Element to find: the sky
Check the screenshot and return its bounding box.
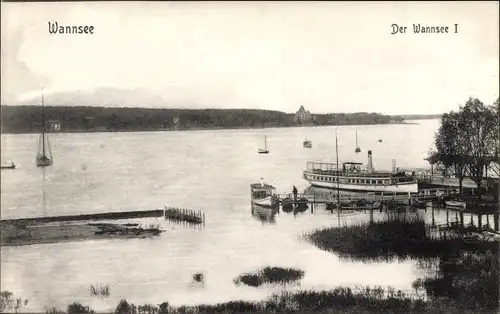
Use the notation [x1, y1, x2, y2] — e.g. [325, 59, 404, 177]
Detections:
[1, 1, 499, 114]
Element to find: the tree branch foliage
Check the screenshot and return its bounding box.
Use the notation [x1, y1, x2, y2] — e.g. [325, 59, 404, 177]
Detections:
[433, 97, 497, 197]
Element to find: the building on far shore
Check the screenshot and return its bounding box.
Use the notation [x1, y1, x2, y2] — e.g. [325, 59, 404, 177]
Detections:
[295, 106, 313, 122]
[46, 119, 61, 132]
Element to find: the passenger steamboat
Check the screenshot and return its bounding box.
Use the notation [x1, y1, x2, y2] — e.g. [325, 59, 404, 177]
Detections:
[303, 150, 418, 193]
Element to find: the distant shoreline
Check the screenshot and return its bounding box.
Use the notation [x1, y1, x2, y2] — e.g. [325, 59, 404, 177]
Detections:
[0, 121, 418, 135]
[0, 105, 438, 135]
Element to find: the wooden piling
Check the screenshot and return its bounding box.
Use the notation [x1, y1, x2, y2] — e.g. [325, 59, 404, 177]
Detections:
[494, 212, 499, 232]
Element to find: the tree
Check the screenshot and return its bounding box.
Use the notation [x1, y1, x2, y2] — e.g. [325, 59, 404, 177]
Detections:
[434, 111, 469, 194]
[459, 98, 497, 199]
[492, 98, 499, 159]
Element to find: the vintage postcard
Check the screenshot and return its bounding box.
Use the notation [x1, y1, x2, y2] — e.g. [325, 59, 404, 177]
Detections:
[1, 1, 499, 313]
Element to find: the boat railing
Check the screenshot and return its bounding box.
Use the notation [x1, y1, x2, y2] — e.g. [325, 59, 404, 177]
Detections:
[306, 169, 417, 181]
[307, 161, 341, 171]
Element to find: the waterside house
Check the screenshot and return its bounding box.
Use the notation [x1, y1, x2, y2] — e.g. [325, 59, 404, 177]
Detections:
[295, 106, 313, 123]
[46, 120, 61, 132]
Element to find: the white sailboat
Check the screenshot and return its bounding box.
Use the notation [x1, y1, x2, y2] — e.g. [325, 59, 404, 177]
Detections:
[355, 130, 361, 153]
[258, 135, 269, 154]
[36, 90, 53, 167]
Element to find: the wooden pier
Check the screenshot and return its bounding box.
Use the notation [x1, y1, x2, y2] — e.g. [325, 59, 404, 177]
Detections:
[0, 209, 164, 226]
[164, 206, 205, 225]
[273, 187, 499, 231]
[276, 187, 458, 207]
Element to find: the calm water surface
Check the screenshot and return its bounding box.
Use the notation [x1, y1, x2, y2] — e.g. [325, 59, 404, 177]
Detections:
[2, 120, 487, 312]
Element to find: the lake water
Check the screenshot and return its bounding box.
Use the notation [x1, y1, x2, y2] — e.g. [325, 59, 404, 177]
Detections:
[1, 119, 491, 312]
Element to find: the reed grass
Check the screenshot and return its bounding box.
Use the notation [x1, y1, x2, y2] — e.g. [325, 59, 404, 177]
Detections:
[90, 284, 110, 297]
[55, 284, 498, 313]
[67, 302, 95, 313]
[233, 266, 305, 287]
[304, 213, 499, 312]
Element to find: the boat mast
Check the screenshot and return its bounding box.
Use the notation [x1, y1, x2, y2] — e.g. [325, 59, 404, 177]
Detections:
[335, 128, 340, 205]
[264, 135, 267, 150]
[355, 130, 358, 147]
[41, 88, 45, 157]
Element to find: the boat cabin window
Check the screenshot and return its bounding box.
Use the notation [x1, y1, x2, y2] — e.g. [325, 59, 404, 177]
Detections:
[252, 191, 270, 198]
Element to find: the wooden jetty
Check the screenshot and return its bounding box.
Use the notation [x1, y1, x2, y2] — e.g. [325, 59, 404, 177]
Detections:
[273, 186, 499, 231]
[276, 187, 459, 208]
[164, 206, 205, 225]
[0, 209, 164, 225]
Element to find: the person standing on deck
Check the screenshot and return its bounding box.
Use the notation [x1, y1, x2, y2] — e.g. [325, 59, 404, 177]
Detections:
[292, 186, 298, 200]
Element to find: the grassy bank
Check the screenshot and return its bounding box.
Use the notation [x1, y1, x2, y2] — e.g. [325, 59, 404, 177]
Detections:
[43, 286, 496, 314]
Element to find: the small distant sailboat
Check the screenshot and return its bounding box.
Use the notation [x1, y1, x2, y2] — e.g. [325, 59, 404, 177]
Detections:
[36, 89, 53, 167]
[303, 138, 312, 148]
[258, 135, 269, 154]
[354, 130, 361, 153]
[1, 161, 16, 169]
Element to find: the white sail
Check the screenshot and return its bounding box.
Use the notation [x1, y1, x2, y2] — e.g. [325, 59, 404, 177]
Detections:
[37, 134, 52, 160]
[36, 88, 53, 167]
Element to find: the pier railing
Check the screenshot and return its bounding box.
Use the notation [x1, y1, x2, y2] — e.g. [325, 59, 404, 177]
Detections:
[164, 206, 205, 225]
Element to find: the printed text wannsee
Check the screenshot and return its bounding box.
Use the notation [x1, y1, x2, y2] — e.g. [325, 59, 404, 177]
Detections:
[391, 24, 459, 35]
[48, 21, 95, 34]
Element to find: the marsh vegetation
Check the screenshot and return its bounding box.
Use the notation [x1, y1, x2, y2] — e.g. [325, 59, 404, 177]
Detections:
[233, 266, 305, 287]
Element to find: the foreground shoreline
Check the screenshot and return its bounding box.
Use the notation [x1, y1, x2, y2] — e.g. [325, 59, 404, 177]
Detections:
[0, 220, 163, 247]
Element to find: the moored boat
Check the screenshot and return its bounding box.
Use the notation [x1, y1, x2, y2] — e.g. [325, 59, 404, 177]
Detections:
[303, 138, 312, 148]
[258, 136, 269, 154]
[354, 130, 361, 153]
[1, 161, 16, 169]
[36, 89, 53, 167]
[303, 150, 418, 193]
[445, 197, 467, 209]
[250, 179, 278, 208]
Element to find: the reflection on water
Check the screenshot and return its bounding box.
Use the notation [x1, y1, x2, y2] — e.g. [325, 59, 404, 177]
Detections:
[5, 121, 496, 312]
[251, 205, 278, 224]
[305, 208, 499, 312]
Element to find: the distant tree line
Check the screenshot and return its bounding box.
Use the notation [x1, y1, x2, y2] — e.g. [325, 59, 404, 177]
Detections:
[398, 114, 443, 120]
[0, 105, 404, 134]
[431, 97, 499, 198]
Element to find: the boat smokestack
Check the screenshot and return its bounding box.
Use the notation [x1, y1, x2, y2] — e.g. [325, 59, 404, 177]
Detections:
[260, 178, 264, 187]
[367, 150, 373, 172]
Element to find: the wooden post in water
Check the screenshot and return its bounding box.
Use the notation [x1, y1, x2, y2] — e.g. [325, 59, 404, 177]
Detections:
[495, 212, 500, 232]
[431, 206, 435, 227]
[478, 214, 482, 229]
[460, 212, 464, 227]
[446, 210, 449, 227]
[311, 194, 315, 214]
